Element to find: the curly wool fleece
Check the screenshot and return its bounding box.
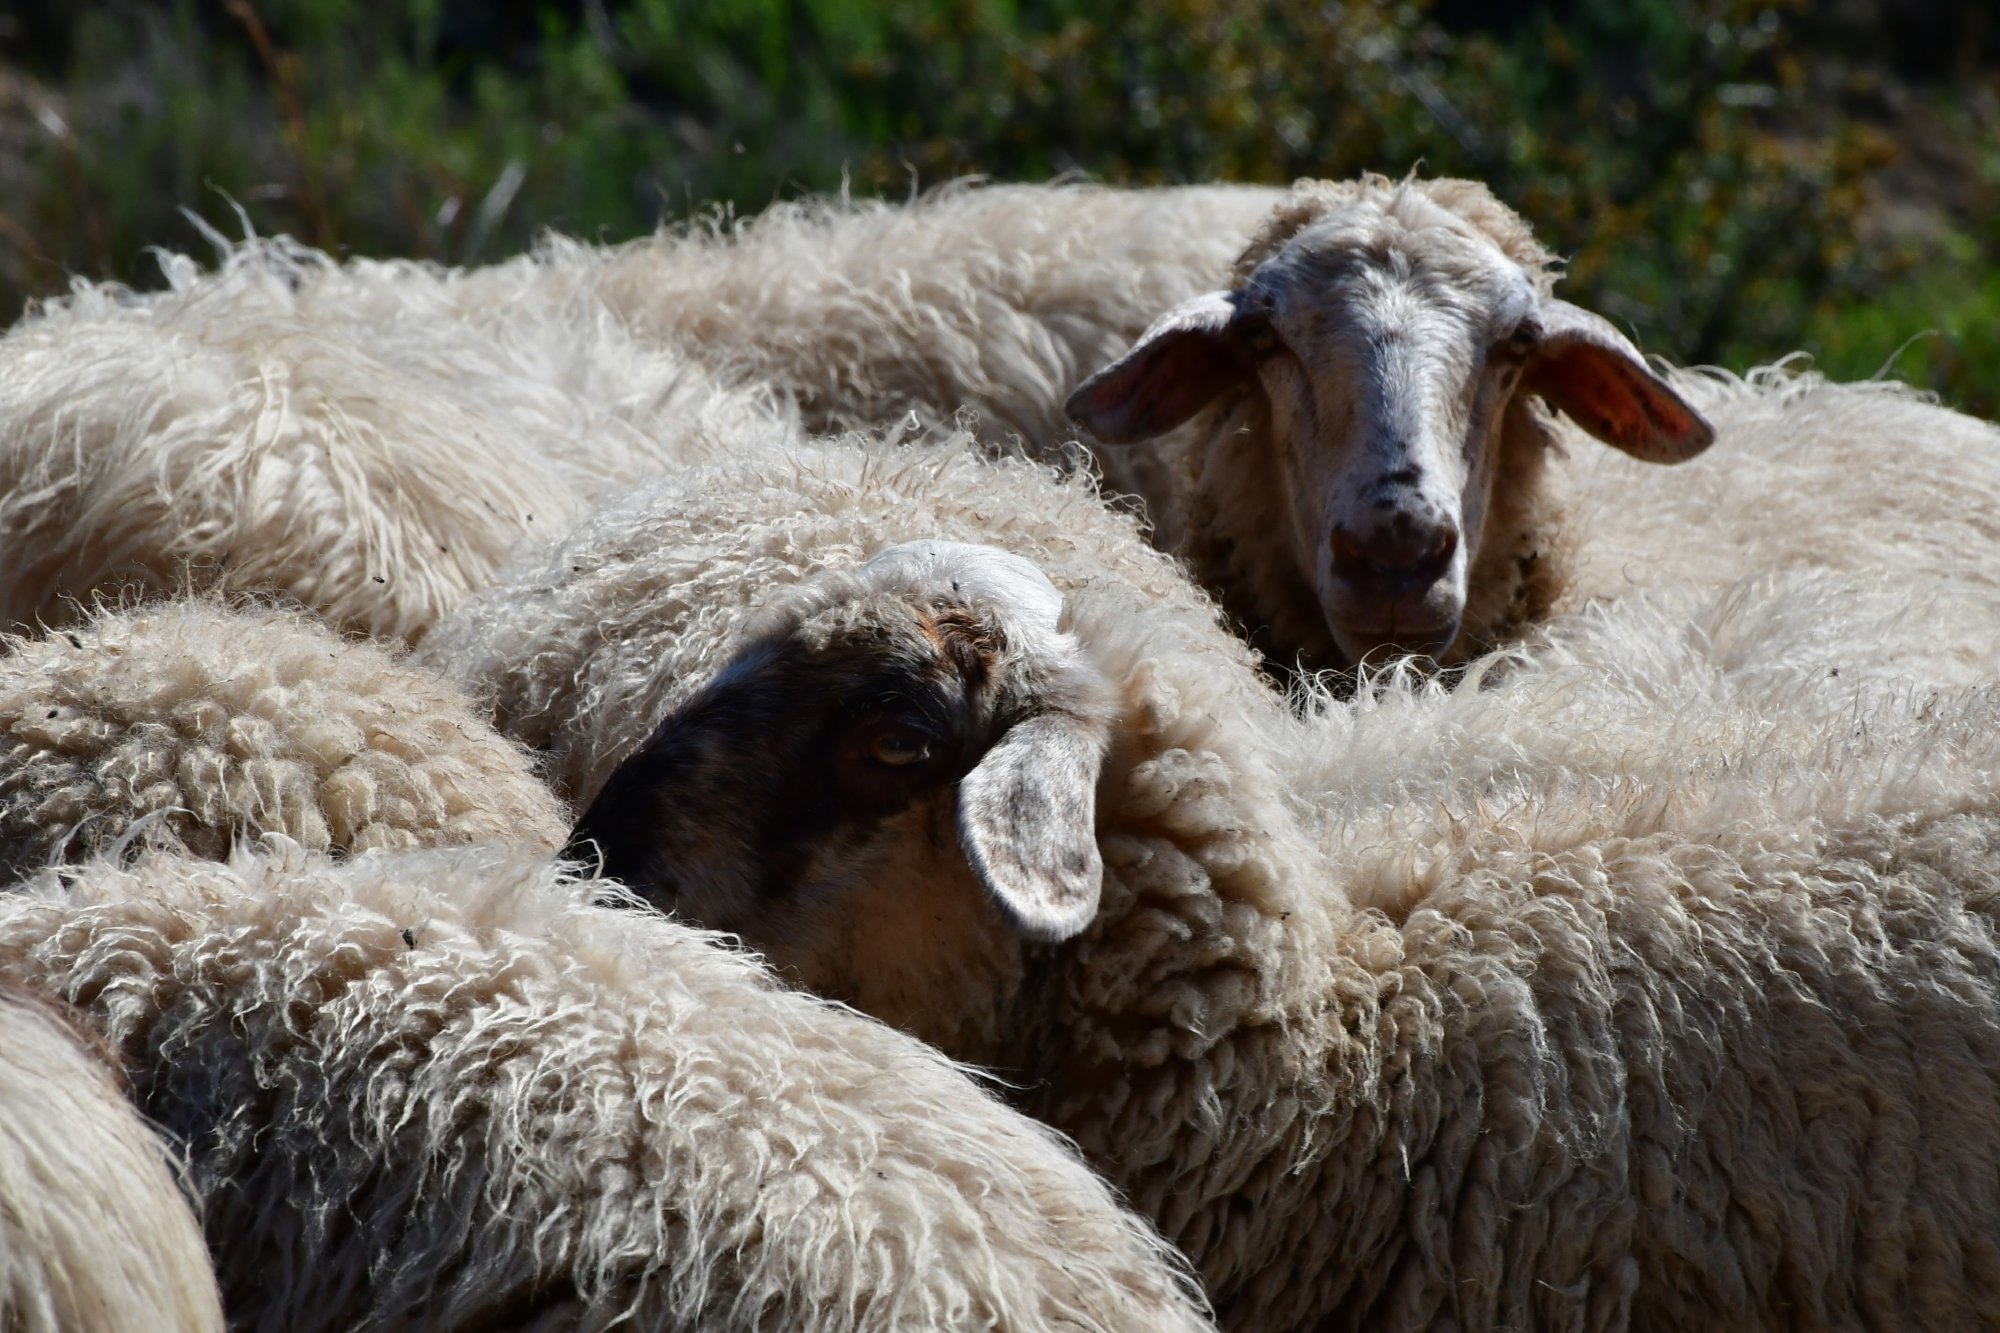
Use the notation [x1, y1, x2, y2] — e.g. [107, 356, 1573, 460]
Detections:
[1552, 362, 2000, 636]
[436, 419, 2000, 1330]
[0, 986, 223, 1333]
[0, 235, 790, 642]
[0, 843, 1213, 1333]
[0, 600, 567, 881]
[570, 178, 1282, 452]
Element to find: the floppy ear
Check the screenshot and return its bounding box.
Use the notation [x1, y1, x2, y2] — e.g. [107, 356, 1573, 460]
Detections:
[957, 711, 1107, 943]
[1524, 299, 1715, 463]
[1066, 291, 1255, 443]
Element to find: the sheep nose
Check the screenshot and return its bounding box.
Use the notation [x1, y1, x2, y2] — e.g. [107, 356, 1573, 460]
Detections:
[1328, 516, 1459, 595]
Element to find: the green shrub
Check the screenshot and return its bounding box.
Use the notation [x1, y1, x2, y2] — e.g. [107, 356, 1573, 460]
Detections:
[1, 0, 1993, 415]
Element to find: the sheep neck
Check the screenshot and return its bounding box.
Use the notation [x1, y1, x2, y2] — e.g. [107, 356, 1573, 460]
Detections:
[1006, 722, 1444, 1324]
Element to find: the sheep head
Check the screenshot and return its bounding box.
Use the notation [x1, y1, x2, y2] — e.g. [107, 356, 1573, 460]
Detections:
[568, 540, 1116, 1048]
[1066, 175, 1714, 669]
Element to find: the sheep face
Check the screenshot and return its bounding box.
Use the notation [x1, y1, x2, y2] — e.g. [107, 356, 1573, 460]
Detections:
[1066, 183, 1714, 668]
[570, 542, 1116, 1046]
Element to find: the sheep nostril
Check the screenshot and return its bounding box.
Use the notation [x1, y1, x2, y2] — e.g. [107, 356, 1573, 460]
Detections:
[1327, 526, 1368, 573]
[1330, 520, 1458, 590]
[1408, 523, 1459, 581]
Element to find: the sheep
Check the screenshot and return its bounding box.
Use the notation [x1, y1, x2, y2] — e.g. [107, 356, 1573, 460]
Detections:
[416, 432, 1263, 826]
[0, 175, 1713, 671]
[0, 234, 788, 642]
[0, 985, 224, 1333]
[0, 599, 567, 883]
[0, 182, 1260, 645]
[0, 842, 1213, 1333]
[431, 426, 2000, 1329]
[1063, 173, 1717, 671]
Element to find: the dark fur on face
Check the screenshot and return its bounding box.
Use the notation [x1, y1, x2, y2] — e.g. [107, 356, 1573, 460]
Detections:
[574, 593, 990, 924]
[568, 548, 1117, 1038]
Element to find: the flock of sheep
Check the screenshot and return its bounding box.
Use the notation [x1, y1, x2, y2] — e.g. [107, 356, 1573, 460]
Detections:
[2, 171, 1999, 1331]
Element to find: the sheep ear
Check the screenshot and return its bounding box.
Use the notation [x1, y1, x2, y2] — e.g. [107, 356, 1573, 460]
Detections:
[1066, 291, 1251, 443]
[957, 713, 1105, 944]
[1524, 299, 1715, 463]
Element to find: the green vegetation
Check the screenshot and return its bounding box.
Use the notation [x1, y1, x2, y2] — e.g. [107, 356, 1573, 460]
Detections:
[3, 0, 1996, 414]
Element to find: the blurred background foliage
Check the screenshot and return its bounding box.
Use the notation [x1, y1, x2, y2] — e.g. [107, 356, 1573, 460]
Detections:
[1, 0, 1996, 414]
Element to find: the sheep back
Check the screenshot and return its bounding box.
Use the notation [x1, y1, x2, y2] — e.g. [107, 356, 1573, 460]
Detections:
[1159, 567, 2000, 1328]
[1549, 365, 2000, 638]
[0, 985, 223, 1333]
[0, 237, 790, 642]
[0, 844, 1212, 1333]
[575, 180, 1282, 455]
[0, 600, 567, 881]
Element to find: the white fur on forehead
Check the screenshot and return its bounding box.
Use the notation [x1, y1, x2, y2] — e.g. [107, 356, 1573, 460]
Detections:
[862, 540, 1066, 637]
[1235, 173, 1557, 295]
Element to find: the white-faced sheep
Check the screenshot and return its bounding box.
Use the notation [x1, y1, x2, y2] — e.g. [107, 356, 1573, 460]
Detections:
[1064, 173, 1717, 671]
[431, 428, 2000, 1330]
[0, 235, 787, 642]
[0, 984, 224, 1333]
[0, 600, 567, 882]
[0, 843, 1212, 1333]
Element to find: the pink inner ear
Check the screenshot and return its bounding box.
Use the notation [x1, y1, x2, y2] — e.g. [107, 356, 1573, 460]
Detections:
[1528, 343, 1714, 463]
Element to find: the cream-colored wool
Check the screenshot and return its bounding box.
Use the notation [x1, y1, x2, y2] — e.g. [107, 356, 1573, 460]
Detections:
[0, 236, 788, 642]
[0, 601, 567, 881]
[418, 431, 1268, 808]
[1551, 363, 2000, 625]
[0, 986, 223, 1333]
[432, 421, 2000, 1330]
[0, 844, 1212, 1333]
[572, 179, 1282, 455]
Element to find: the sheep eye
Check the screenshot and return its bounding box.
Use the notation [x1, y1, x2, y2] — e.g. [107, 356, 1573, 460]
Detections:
[866, 726, 933, 767]
[1238, 314, 1281, 357]
[1502, 323, 1540, 357]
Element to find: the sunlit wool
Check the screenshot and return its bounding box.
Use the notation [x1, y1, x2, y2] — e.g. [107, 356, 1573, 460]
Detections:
[1552, 361, 2000, 659]
[567, 178, 1281, 455]
[0, 844, 1212, 1333]
[0, 235, 789, 642]
[0, 600, 567, 882]
[434, 420, 2000, 1330]
[0, 986, 223, 1333]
